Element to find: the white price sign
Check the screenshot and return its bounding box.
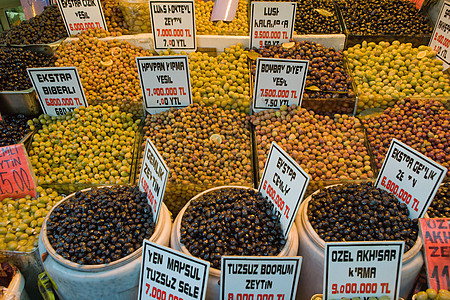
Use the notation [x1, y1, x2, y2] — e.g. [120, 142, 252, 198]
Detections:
[250, 2, 296, 49]
[150, 0, 196, 51]
[220, 256, 302, 300]
[258, 142, 310, 236]
[138, 241, 209, 300]
[27, 67, 88, 116]
[55, 0, 107, 35]
[139, 138, 169, 224]
[375, 139, 447, 219]
[429, 0, 450, 70]
[324, 242, 404, 300]
[252, 58, 308, 113]
[136, 56, 193, 114]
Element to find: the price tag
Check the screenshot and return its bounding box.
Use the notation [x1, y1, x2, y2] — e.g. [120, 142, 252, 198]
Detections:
[0, 144, 37, 201]
[419, 218, 450, 291]
[150, 0, 196, 51]
[429, 0, 450, 70]
[258, 142, 310, 236]
[250, 2, 296, 49]
[55, 0, 108, 35]
[324, 241, 404, 300]
[211, 0, 239, 21]
[220, 256, 302, 300]
[139, 138, 169, 224]
[136, 56, 192, 114]
[375, 139, 447, 220]
[27, 67, 88, 117]
[252, 57, 308, 113]
[138, 241, 210, 300]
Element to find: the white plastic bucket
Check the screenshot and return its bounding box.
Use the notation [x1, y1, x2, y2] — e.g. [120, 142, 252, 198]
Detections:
[295, 187, 424, 300]
[170, 185, 299, 300]
[2, 268, 30, 300]
[38, 187, 172, 300]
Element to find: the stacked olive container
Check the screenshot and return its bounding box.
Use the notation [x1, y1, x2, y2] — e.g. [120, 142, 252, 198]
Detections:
[0, 0, 449, 299]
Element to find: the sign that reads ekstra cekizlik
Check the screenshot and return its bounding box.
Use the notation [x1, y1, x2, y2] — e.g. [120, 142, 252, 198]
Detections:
[139, 138, 169, 224]
[252, 57, 308, 112]
[220, 256, 302, 300]
[136, 56, 192, 114]
[324, 241, 404, 300]
[429, 0, 450, 70]
[27, 67, 88, 117]
[138, 241, 209, 300]
[56, 0, 108, 35]
[375, 138, 447, 220]
[258, 142, 310, 236]
[150, 0, 196, 51]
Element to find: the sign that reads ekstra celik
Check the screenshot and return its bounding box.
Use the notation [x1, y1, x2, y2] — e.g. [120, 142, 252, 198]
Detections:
[56, 0, 108, 35]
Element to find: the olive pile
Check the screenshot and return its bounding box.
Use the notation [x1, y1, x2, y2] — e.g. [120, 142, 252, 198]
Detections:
[46, 186, 155, 265]
[0, 114, 32, 147]
[0, 47, 55, 91]
[337, 0, 432, 35]
[55, 36, 152, 115]
[28, 104, 139, 186]
[180, 188, 286, 269]
[195, 0, 249, 35]
[362, 98, 450, 176]
[189, 44, 251, 114]
[415, 289, 450, 300]
[293, 0, 340, 34]
[249, 105, 373, 181]
[427, 183, 450, 218]
[0, 186, 63, 252]
[249, 41, 354, 99]
[142, 104, 253, 214]
[101, 0, 129, 35]
[345, 41, 450, 112]
[308, 182, 419, 252]
[0, 5, 67, 45]
[118, 0, 151, 33]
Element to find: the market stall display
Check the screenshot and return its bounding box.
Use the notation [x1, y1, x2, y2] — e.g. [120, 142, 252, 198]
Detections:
[102, 0, 130, 35]
[0, 114, 33, 147]
[414, 289, 450, 300]
[426, 182, 450, 218]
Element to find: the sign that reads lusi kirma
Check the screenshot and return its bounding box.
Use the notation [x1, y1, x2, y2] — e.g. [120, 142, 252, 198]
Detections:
[136, 56, 192, 114]
[0, 144, 37, 201]
[375, 139, 447, 220]
[56, 0, 108, 35]
[324, 241, 404, 300]
[419, 218, 450, 291]
[138, 241, 210, 300]
[139, 138, 169, 224]
[429, 0, 450, 70]
[27, 67, 88, 117]
[220, 256, 302, 300]
[258, 142, 310, 237]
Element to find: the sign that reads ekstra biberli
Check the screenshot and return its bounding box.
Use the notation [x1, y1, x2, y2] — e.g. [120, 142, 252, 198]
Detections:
[139, 138, 169, 224]
[136, 56, 192, 114]
[138, 241, 209, 300]
[221, 256, 302, 300]
[375, 138, 447, 220]
[56, 0, 108, 35]
[27, 67, 88, 117]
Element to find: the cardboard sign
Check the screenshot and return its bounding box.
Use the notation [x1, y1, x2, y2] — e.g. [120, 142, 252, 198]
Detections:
[324, 241, 404, 300]
[419, 218, 450, 291]
[55, 0, 108, 35]
[429, 0, 450, 70]
[150, 0, 196, 51]
[258, 142, 310, 236]
[250, 2, 296, 49]
[252, 58, 308, 113]
[211, 0, 239, 21]
[136, 56, 192, 114]
[220, 256, 302, 300]
[375, 139, 447, 220]
[0, 144, 37, 201]
[139, 138, 169, 224]
[138, 241, 210, 300]
[27, 67, 88, 116]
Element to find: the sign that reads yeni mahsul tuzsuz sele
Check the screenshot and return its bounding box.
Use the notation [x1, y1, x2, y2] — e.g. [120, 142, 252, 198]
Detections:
[375, 138, 447, 220]
[56, 0, 108, 35]
[27, 67, 88, 117]
[138, 241, 209, 300]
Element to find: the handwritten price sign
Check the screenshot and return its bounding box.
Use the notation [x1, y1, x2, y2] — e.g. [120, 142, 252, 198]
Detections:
[419, 218, 450, 291]
[429, 0, 450, 70]
[0, 144, 37, 201]
[56, 0, 108, 35]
